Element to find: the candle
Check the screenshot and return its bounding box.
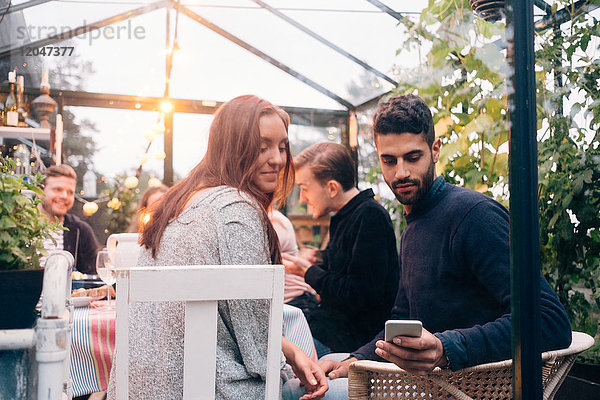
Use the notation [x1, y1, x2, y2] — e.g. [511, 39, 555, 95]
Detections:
[56, 114, 63, 165]
[41, 60, 49, 88]
[349, 114, 358, 148]
[8, 71, 15, 83]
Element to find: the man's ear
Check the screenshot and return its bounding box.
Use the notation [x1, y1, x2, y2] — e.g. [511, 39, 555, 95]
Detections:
[326, 180, 340, 198]
[431, 138, 441, 163]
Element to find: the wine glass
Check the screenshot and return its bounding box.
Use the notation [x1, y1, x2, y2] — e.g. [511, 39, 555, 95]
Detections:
[96, 249, 116, 305]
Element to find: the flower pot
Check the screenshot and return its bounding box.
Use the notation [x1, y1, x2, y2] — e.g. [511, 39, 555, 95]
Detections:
[0, 269, 44, 329]
[555, 362, 600, 399]
[570, 362, 600, 384]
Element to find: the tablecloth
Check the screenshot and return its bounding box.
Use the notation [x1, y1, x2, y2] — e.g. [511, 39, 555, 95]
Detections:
[70, 302, 316, 397]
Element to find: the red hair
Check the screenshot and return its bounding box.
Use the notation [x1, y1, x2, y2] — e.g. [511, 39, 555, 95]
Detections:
[140, 95, 295, 262]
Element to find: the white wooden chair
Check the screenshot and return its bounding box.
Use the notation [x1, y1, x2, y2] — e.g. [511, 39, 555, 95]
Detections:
[114, 264, 285, 400]
[348, 331, 595, 400]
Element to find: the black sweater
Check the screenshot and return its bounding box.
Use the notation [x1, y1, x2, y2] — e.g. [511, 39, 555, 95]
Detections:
[304, 189, 399, 352]
[353, 178, 572, 369]
[63, 213, 100, 274]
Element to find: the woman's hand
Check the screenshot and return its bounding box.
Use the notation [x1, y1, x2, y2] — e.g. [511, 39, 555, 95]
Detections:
[318, 357, 356, 379]
[282, 338, 328, 399]
[282, 253, 312, 278]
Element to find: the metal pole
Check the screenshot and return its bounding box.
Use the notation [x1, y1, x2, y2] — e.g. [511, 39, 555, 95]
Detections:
[346, 112, 359, 181]
[164, 111, 174, 186]
[506, 1, 542, 399]
[163, 6, 174, 186]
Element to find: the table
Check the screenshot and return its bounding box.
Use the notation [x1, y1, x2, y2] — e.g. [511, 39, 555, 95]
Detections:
[70, 302, 115, 397]
[70, 302, 316, 397]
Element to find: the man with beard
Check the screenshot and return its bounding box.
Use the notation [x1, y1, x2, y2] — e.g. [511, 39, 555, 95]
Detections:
[317, 94, 571, 385]
[38, 164, 99, 273]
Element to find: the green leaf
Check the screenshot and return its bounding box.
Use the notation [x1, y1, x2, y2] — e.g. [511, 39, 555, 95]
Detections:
[0, 216, 17, 229]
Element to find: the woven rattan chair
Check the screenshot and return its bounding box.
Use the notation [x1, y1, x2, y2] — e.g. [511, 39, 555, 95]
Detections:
[348, 331, 594, 400]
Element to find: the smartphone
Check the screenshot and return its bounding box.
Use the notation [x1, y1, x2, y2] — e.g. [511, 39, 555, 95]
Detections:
[384, 320, 423, 342]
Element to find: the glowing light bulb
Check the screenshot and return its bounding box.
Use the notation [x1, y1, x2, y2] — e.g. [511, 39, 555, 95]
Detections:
[141, 211, 151, 226]
[82, 202, 99, 216]
[107, 198, 121, 210]
[152, 123, 166, 135]
[148, 177, 162, 187]
[124, 176, 139, 189]
[145, 130, 157, 142]
[159, 100, 173, 113]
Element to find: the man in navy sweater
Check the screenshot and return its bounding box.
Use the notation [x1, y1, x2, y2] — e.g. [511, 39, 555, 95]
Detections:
[320, 94, 572, 381]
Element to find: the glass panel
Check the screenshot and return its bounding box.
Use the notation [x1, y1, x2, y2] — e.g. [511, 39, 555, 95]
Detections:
[181, 1, 394, 107]
[66, 106, 166, 178]
[168, 12, 343, 109]
[3, 2, 166, 96]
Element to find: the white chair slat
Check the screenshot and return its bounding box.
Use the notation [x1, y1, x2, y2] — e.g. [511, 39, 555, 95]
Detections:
[183, 301, 218, 400]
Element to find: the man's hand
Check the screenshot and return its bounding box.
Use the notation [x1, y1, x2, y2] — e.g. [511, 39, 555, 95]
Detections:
[318, 357, 356, 379]
[282, 253, 312, 278]
[374, 328, 447, 375]
[298, 246, 322, 264]
[283, 338, 328, 399]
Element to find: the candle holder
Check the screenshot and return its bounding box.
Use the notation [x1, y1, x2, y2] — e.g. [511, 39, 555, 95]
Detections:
[31, 85, 57, 128]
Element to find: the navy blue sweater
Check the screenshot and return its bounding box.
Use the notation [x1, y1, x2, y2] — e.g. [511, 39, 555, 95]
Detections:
[305, 189, 399, 352]
[353, 177, 572, 369]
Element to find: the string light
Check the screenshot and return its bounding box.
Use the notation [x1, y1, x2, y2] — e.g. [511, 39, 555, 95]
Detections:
[159, 100, 173, 114]
[140, 210, 151, 226]
[124, 176, 139, 189]
[145, 130, 157, 142]
[148, 177, 162, 188]
[71, 8, 179, 218]
[107, 197, 121, 210]
[82, 201, 99, 216]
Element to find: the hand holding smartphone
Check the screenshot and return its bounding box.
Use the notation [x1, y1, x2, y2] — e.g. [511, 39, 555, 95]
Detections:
[384, 320, 423, 342]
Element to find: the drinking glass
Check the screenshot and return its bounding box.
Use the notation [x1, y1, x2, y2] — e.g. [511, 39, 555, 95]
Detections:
[96, 249, 116, 305]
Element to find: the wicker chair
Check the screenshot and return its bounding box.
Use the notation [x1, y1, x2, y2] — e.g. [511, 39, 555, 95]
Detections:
[348, 331, 594, 400]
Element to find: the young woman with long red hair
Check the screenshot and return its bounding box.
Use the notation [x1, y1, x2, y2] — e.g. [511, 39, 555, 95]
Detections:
[106, 95, 328, 400]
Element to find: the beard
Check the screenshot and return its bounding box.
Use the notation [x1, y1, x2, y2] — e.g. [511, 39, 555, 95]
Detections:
[42, 198, 68, 219]
[391, 158, 436, 205]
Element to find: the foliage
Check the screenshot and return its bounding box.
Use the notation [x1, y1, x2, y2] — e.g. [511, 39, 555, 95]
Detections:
[389, 0, 599, 356]
[535, 3, 600, 338]
[0, 156, 64, 270]
[103, 174, 138, 234]
[393, 0, 510, 203]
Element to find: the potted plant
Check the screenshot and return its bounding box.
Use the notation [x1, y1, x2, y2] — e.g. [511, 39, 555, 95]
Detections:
[0, 156, 63, 329]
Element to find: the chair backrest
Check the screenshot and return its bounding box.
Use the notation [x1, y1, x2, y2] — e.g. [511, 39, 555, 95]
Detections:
[348, 331, 595, 400]
[115, 264, 285, 400]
